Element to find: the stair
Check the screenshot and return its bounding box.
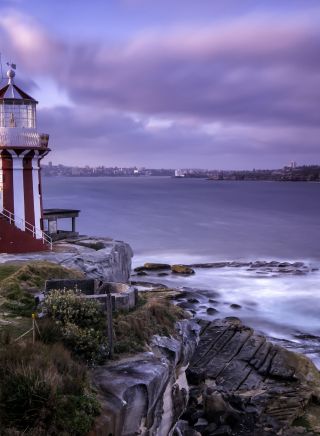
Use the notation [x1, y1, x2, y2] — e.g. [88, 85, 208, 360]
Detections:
[0, 209, 52, 254]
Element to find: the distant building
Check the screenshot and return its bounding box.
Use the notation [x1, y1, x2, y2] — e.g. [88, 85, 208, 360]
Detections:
[174, 169, 185, 178]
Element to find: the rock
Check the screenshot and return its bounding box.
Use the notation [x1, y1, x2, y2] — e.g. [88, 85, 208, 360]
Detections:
[172, 265, 195, 275]
[210, 425, 232, 435]
[0, 236, 133, 283]
[158, 272, 169, 276]
[91, 320, 200, 436]
[186, 318, 320, 435]
[209, 299, 220, 304]
[207, 308, 219, 315]
[173, 420, 201, 436]
[229, 304, 242, 310]
[188, 298, 200, 304]
[136, 271, 148, 276]
[194, 417, 209, 432]
[203, 422, 217, 435]
[143, 262, 171, 270]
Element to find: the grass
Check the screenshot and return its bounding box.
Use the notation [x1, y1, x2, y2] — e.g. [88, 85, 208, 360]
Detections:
[0, 261, 84, 299]
[0, 261, 84, 321]
[0, 263, 21, 281]
[113, 295, 187, 355]
[0, 340, 100, 435]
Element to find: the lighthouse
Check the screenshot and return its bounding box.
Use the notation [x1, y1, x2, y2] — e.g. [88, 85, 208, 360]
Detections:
[0, 64, 52, 253]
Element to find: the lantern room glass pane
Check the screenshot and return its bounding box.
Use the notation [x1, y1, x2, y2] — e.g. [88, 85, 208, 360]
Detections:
[0, 102, 36, 128]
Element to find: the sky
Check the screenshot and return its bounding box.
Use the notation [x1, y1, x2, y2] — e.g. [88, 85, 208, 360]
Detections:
[0, 0, 319, 169]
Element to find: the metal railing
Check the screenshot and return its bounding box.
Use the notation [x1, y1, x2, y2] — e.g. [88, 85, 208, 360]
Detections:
[0, 207, 52, 250]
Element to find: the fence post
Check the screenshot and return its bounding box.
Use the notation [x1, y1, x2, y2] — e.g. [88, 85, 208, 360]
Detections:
[105, 294, 114, 358]
[32, 313, 35, 344]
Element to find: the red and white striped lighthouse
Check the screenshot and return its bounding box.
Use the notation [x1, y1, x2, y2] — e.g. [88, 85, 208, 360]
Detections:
[0, 64, 52, 253]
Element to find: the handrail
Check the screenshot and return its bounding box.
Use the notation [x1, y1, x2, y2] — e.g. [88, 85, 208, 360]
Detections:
[0, 207, 52, 250]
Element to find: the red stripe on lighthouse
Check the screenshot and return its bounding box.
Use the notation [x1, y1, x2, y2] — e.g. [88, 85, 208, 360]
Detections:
[23, 153, 35, 227]
[2, 151, 14, 213]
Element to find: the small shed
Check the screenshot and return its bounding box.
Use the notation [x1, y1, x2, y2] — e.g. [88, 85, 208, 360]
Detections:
[43, 209, 80, 240]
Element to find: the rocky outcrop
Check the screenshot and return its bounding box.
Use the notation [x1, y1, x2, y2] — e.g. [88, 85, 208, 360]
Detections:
[176, 317, 320, 436]
[91, 320, 200, 436]
[188, 260, 317, 276]
[172, 265, 195, 275]
[0, 236, 133, 283]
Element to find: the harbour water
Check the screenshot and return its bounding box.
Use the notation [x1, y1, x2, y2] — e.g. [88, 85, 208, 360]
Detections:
[43, 176, 320, 363]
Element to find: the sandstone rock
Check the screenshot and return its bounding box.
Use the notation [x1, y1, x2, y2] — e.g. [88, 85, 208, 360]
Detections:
[186, 318, 320, 435]
[172, 265, 195, 275]
[91, 320, 200, 436]
[144, 262, 171, 270]
[0, 236, 133, 283]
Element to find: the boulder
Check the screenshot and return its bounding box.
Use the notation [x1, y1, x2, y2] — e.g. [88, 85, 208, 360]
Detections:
[172, 265, 195, 275]
[207, 308, 219, 315]
[229, 303, 241, 310]
[143, 262, 171, 271]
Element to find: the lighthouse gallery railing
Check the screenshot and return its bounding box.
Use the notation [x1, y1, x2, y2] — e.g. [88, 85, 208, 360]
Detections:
[0, 128, 49, 148]
[0, 207, 52, 250]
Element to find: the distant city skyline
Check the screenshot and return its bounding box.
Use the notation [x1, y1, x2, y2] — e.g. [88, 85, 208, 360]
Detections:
[0, 0, 319, 169]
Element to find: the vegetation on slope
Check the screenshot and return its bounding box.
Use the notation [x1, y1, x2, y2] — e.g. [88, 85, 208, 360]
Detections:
[0, 261, 83, 319]
[0, 339, 100, 436]
[113, 295, 187, 354]
[0, 261, 188, 435]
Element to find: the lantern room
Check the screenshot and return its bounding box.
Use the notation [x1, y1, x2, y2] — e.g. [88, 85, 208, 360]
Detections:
[0, 67, 37, 129]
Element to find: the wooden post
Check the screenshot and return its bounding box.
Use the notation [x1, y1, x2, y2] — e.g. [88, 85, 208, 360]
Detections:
[32, 313, 35, 344]
[72, 216, 76, 233]
[105, 294, 114, 358]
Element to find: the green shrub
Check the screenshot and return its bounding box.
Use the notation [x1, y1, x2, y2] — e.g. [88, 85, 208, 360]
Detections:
[0, 341, 99, 435]
[42, 289, 108, 364]
[43, 289, 105, 329]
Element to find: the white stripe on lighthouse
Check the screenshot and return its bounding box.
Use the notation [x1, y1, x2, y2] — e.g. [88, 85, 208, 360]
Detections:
[32, 153, 42, 238]
[8, 150, 28, 231]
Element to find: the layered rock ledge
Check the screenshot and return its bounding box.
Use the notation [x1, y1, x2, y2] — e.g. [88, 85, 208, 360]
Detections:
[0, 236, 133, 283]
[177, 317, 320, 435]
[91, 320, 200, 436]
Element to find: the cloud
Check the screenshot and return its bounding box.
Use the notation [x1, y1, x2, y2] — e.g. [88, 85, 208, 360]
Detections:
[0, 9, 319, 167]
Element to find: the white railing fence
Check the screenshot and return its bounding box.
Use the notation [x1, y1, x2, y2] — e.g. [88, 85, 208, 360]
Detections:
[0, 207, 52, 249]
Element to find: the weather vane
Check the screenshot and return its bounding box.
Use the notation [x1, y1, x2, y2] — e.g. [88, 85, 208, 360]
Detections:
[6, 62, 16, 70]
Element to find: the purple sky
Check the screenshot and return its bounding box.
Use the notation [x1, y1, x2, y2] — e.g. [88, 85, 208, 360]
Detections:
[0, 0, 319, 169]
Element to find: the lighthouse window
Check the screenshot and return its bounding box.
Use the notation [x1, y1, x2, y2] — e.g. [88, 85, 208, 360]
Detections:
[0, 102, 36, 128]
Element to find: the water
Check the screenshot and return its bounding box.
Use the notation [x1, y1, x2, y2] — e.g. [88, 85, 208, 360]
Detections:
[43, 177, 320, 262]
[43, 177, 320, 363]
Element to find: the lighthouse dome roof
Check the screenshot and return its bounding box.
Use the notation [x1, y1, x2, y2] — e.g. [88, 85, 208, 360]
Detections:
[0, 66, 37, 103]
[0, 82, 37, 102]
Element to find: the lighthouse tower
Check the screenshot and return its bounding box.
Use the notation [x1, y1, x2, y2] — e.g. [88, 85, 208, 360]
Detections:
[0, 64, 51, 253]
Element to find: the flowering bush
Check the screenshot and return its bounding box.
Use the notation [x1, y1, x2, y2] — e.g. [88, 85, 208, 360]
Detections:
[43, 289, 108, 364]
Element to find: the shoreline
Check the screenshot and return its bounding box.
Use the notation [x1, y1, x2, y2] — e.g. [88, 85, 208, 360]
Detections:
[131, 259, 320, 368]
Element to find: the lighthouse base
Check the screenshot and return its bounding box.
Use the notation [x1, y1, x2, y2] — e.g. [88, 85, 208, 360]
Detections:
[0, 218, 49, 254]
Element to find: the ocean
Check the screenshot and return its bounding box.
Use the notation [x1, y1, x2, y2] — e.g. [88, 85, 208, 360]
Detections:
[43, 176, 320, 364]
